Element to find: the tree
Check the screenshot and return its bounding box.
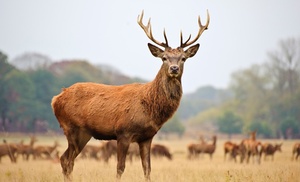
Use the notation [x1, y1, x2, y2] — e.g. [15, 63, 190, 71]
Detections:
[0, 51, 15, 130]
[267, 38, 300, 95]
[3, 69, 36, 132]
[266, 38, 300, 137]
[230, 65, 271, 129]
[28, 69, 59, 130]
[247, 120, 273, 138]
[217, 111, 243, 139]
[279, 117, 299, 139]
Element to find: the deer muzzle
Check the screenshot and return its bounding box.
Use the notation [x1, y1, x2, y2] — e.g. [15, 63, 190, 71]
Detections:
[169, 65, 180, 77]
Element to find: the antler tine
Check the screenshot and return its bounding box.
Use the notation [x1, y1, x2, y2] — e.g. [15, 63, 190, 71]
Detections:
[180, 10, 210, 48]
[137, 10, 169, 48]
[163, 29, 169, 47]
[180, 31, 191, 47]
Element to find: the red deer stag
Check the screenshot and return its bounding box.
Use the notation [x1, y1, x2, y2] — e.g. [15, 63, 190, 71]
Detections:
[260, 143, 282, 161]
[51, 10, 209, 181]
[224, 141, 240, 162]
[292, 142, 300, 161]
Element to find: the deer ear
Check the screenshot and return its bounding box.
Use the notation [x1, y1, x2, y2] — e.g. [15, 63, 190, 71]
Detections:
[184, 44, 200, 58]
[148, 43, 164, 58]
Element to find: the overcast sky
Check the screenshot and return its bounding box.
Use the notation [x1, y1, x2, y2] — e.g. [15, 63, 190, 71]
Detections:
[1, 0, 300, 93]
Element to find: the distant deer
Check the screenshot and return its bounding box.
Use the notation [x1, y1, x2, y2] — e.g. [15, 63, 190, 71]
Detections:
[17, 136, 37, 161]
[34, 141, 60, 160]
[240, 131, 261, 164]
[292, 142, 300, 161]
[188, 135, 217, 160]
[100, 140, 139, 163]
[81, 144, 103, 160]
[259, 143, 282, 161]
[224, 141, 240, 162]
[200, 135, 217, 160]
[51, 10, 209, 181]
[151, 144, 172, 160]
[0, 140, 18, 163]
[198, 135, 207, 145]
[101, 141, 118, 163]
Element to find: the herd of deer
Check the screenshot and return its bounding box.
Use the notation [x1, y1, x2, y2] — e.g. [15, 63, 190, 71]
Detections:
[1, 134, 299, 165]
[0, 136, 60, 163]
[187, 132, 300, 164]
[0, 137, 172, 164]
[222, 131, 300, 164]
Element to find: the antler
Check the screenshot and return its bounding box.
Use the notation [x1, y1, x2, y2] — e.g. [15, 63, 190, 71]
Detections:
[180, 10, 210, 48]
[137, 10, 169, 48]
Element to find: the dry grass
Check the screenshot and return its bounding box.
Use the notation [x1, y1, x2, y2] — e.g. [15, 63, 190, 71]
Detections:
[0, 135, 299, 182]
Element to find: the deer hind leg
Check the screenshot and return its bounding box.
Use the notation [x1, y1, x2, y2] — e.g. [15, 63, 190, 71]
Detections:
[60, 127, 91, 182]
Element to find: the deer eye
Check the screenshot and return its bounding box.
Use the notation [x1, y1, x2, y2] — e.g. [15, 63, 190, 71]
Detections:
[162, 57, 167, 61]
[181, 57, 186, 62]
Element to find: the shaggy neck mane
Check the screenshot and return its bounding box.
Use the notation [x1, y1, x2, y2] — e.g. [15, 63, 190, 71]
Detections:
[142, 65, 183, 126]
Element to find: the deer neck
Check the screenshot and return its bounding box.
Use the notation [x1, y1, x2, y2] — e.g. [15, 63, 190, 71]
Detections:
[143, 66, 183, 125]
[212, 138, 217, 146]
[154, 65, 183, 98]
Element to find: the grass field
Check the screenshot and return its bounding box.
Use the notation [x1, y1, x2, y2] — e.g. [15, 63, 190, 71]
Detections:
[0, 135, 299, 182]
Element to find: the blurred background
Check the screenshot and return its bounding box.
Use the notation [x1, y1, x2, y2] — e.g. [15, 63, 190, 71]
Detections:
[1, 0, 300, 139]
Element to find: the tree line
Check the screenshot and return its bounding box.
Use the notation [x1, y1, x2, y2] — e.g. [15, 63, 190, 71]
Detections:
[0, 53, 141, 133]
[1, 37, 299, 138]
[187, 38, 300, 139]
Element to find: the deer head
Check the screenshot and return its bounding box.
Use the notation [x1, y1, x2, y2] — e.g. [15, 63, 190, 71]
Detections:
[138, 10, 210, 78]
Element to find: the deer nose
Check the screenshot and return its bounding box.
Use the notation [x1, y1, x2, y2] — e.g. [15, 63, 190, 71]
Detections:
[170, 65, 179, 73]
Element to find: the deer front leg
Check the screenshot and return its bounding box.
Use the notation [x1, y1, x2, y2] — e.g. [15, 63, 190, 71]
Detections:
[139, 139, 153, 182]
[116, 139, 130, 180]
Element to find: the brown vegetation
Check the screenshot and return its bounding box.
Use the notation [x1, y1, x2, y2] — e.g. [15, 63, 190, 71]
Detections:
[51, 10, 209, 182]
